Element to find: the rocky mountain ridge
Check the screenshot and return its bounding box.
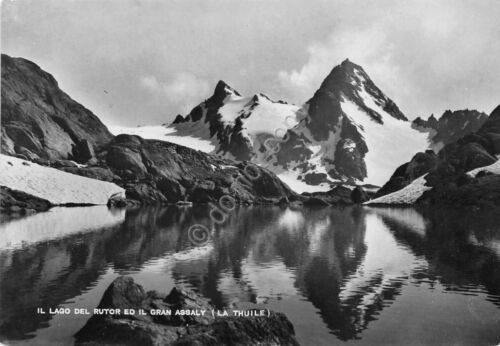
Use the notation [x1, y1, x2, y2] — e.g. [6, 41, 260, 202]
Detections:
[1, 54, 112, 162]
[412, 109, 488, 151]
[1, 53, 494, 206]
[0, 54, 300, 207]
[373, 104, 500, 208]
[116, 59, 486, 192]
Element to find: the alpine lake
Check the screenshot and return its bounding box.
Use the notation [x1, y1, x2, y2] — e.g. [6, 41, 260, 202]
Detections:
[1, 204, 500, 345]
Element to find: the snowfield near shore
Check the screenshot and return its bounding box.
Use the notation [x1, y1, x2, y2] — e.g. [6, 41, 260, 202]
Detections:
[0, 155, 125, 205]
[467, 159, 500, 177]
[340, 98, 429, 186]
[364, 175, 432, 205]
[367, 158, 500, 206]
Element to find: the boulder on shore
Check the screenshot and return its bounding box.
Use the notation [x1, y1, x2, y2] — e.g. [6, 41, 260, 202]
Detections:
[351, 186, 370, 204]
[75, 276, 300, 346]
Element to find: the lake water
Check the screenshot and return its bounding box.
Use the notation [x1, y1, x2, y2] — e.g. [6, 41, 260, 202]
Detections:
[1, 205, 500, 345]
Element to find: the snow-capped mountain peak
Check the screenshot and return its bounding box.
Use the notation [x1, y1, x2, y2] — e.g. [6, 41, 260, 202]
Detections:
[213, 80, 241, 98]
[110, 60, 486, 193]
[166, 80, 300, 161]
[311, 59, 407, 124]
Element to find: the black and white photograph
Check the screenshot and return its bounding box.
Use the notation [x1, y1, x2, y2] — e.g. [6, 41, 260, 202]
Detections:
[1, 0, 500, 345]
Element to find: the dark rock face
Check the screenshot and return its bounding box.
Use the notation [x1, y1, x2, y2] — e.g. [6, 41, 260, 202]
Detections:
[378, 105, 500, 209]
[418, 105, 500, 207]
[420, 175, 500, 210]
[172, 114, 186, 124]
[1, 54, 113, 162]
[412, 109, 489, 150]
[351, 186, 370, 204]
[376, 150, 438, 196]
[330, 119, 368, 182]
[307, 60, 407, 138]
[75, 276, 300, 346]
[0, 186, 52, 214]
[432, 106, 500, 174]
[301, 63, 486, 185]
[66, 134, 298, 204]
[176, 80, 254, 161]
[70, 139, 96, 164]
[413, 113, 439, 128]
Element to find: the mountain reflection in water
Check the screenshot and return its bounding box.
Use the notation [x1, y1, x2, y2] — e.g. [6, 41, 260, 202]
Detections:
[1, 205, 500, 345]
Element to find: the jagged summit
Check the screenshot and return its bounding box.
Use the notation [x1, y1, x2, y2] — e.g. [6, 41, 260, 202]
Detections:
[310, 59, 407, 125]
[412, 109, 488, 151]
[317, 58, 365, 91]
[341, 58, 352, 65]
[413, 114, 438, 128]
[111, 59, 487, 192]
[213, 80, 240, 99]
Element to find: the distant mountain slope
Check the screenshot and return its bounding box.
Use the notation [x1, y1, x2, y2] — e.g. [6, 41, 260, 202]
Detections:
[412, 109, 488, 151]
[373, 104, 500, 208]
[273, 59, 428, 189]
[1, 54, 113, 162]
[171, 80, 301, 161]
[110, 60, 486, 193]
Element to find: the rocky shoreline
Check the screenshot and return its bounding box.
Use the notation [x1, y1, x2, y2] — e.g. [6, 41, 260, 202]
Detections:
[2, 53, 499, 212]
[0, 186, 51, 215]
[1, 131, 376, 211]
[75, 276, 300, 346]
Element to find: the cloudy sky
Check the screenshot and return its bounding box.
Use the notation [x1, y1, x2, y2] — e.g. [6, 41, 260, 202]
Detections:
[2, 0, 499, 126]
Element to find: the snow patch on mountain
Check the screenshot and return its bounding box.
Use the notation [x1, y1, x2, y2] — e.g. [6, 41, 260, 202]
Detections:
[0, 155, 124, 205]
[109, 61, 483, 194]
[242, 95, 299, 135]
[276, 170, 333, 193]
[214, 93, 300, 149]
[110, 125, 216, 152]
[218, 93, 249, 124]
[341, 98, 429, 186]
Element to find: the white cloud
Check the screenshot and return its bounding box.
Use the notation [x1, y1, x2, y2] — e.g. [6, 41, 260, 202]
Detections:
[139, 73, 210, 114]
[278, 28, 397, 103]
[4, 0, 499, 125]
[277, 0, 500, 118]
